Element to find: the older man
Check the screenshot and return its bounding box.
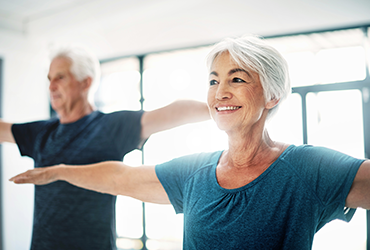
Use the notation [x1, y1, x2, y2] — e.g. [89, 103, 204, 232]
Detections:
[0, 47, 210, 250]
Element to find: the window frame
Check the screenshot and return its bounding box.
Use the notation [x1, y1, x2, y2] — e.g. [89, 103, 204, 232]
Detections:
[0, 58, 4, 250]
[98, 24, 370, 250]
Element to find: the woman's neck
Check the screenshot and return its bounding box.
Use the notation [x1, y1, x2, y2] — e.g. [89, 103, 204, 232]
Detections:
[225, 129, 279, 168]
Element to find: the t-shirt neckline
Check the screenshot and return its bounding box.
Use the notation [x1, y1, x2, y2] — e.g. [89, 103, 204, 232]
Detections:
[212, 144, 295, 192]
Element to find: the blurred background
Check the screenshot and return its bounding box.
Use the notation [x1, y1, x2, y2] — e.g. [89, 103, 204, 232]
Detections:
[1, 0, 370, 249]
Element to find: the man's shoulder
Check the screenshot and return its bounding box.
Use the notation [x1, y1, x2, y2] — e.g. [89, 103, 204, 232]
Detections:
[13, 117, 59, 129]
[105, 109, 144, 116]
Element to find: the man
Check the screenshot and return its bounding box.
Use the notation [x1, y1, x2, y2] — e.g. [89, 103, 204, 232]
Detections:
[0, 46, 210, 250]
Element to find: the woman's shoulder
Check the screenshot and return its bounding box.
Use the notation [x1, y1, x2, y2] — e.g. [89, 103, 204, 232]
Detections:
[278, 144, 361, 171]
[282, 144, 339, 156]
[156, 151, 223, 173]
[168, 151, 223, 166]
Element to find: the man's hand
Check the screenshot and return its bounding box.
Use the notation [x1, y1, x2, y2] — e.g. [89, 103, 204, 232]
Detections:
[9, 166, 61, 185]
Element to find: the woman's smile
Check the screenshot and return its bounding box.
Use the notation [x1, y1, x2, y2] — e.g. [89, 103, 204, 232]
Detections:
[216, 106, 242, 112]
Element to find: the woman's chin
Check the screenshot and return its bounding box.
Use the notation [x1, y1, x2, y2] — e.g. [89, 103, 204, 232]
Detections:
[215, 121, 234, 132]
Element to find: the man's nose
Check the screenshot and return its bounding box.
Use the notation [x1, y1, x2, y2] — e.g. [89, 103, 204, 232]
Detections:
[49, 80, 57, 91]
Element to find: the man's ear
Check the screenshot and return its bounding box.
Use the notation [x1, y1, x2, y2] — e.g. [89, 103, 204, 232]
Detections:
[265, 98, 280, 110]
[82, 77, 92, 91]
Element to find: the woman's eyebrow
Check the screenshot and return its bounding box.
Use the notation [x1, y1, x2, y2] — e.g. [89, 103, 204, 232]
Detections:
[209, 68, 252, 78]
[229, 68, 252, 77]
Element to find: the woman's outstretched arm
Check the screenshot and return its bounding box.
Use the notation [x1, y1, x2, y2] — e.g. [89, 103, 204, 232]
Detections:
[9, 162, 170, 204]
[346, 160, 370, 209]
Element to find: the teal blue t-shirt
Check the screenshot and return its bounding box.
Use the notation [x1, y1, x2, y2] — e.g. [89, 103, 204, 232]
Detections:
[155, 145, 364, 250]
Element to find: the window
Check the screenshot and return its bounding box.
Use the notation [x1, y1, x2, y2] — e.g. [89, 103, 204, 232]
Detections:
[98, 25, 370, 250]
[307, 90, 366, 250]
[96, 57, 141, 112]
[265, 28, 369, 250]
[142, 47, 227, 249]
[267, 28, 366, 87]
[0, 58, 3, 246]
[97, 57, 144, 250]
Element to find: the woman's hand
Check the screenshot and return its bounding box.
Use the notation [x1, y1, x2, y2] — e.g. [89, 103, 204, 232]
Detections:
[9, 165, 62, 185]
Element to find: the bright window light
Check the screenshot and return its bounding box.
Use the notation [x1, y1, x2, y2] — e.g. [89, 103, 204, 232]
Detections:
[316, 46, 366, 84]
[97, 27, 369, 250]
[307, 89, 365, 250]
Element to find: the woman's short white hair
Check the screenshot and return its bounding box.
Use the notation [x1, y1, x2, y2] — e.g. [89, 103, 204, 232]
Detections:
[206, 34, 291, 120]
[50, 46, 101, 105]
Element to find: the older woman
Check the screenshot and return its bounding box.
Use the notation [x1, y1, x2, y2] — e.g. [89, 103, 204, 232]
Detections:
[10, 35, 370, 249]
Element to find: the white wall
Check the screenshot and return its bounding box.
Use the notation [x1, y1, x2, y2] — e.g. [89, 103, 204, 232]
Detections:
[0, 29, 49, 250]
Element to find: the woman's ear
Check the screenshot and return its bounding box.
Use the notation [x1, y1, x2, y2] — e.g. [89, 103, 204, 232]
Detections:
[265, 98, 280, 110]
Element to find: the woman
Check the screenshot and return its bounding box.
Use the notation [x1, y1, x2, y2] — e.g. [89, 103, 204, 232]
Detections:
[10, 35, 370, 249]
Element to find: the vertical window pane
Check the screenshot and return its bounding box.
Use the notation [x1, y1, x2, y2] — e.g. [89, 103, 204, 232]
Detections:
[97, 57, 141, 112]
[99, 57, 144, 247]
[312, 209, 366, 250]
[145, 203, 183, 250]
[116, 197, 143, 239]
[316, 46, 366, 84]
[116, 238, 143, 250]
[143, 47, 211, 108]
[117, 150, 144, 240]
[366, 27, 370, 76]
[307, 90, 364, 158]
[143, 46, 228, 164]
[267, 29, 364, 54]
[267, 29, 366, 87]
[284, 51, 316, 87]
[306, 90, 366, 250]
[142, 47, 228, 248]
[267, 93, 303, 145]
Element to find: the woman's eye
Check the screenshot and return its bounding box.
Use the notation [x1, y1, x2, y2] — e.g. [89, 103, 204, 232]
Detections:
[233, 77, 245, 83]
[210, 80, 218, 86]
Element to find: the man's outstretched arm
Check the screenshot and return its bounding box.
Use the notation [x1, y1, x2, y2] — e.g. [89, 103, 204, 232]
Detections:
[140, 100, 210, 140]
[10, 162, 170, 204]
[0, 120, 15, 143]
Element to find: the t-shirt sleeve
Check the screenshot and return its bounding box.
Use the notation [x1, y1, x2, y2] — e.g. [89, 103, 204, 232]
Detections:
[108, 110, 145, 153]
[155, 151, 221, 214]
[11, 121, 50, 158]
[290, 145, 364, 224]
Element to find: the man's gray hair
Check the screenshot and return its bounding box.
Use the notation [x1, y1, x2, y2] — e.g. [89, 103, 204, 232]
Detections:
[206, 35, 291, 120]
[50, 46, 101, 105]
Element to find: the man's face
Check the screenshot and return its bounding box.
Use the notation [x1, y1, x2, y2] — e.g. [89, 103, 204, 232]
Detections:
[48, 57, 86, 113]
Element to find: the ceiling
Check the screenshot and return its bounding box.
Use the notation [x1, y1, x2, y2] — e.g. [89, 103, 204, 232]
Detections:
[1, 0, 370, 58]
[2, 0, 370, 35]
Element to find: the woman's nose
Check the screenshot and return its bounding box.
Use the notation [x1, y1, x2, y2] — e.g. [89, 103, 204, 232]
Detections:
[215, 82, 232, 100]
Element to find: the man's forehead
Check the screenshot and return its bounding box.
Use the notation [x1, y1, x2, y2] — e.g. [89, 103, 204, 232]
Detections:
[49, 58, 71, 75]
[51, 57, 71, 67]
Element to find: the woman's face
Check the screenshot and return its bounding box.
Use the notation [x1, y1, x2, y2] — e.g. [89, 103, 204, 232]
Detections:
[207, 52, 276, 133]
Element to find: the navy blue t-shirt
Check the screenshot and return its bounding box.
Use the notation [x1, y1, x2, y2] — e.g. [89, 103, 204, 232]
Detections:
[155, 145, 364, 250]
[12, 110, 144, 250]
